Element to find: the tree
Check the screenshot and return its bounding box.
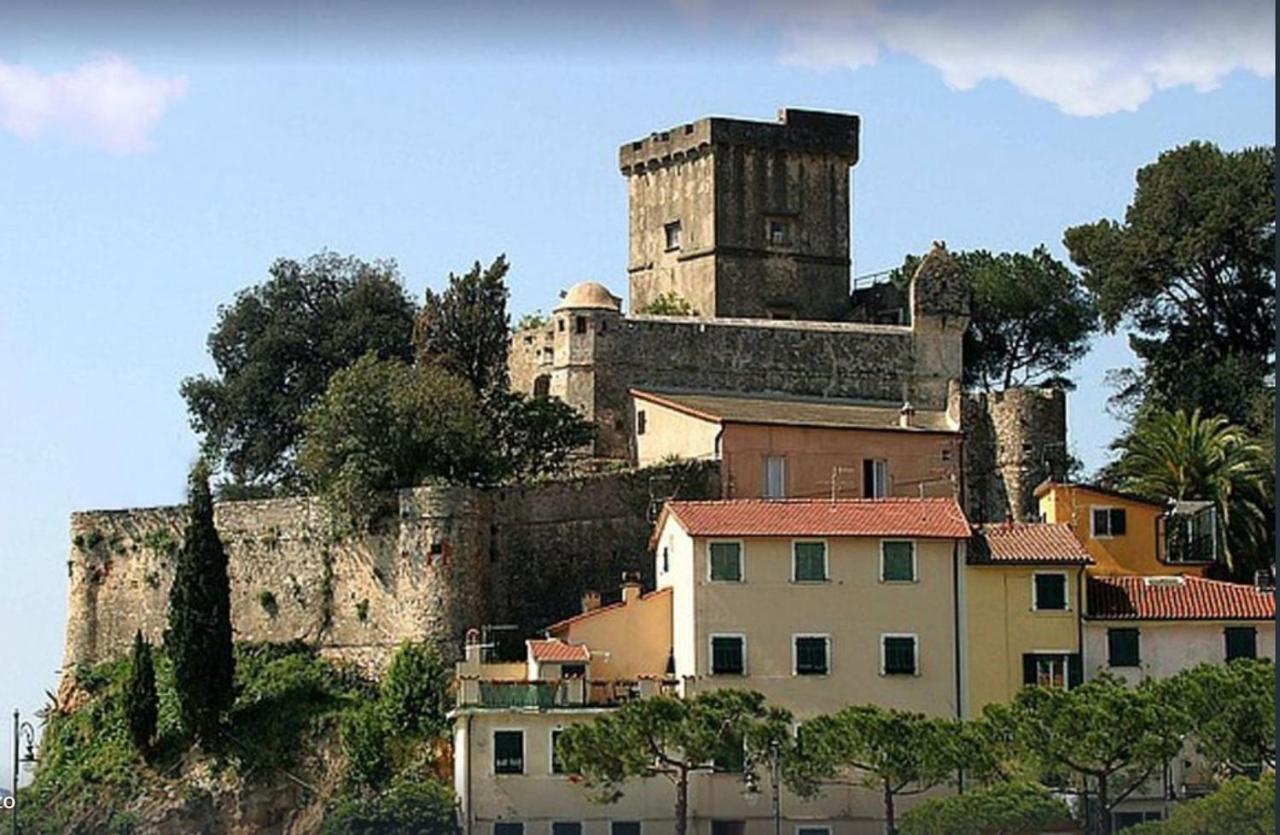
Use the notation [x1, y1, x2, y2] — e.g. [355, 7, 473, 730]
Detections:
[992, 675, 1187, 835]
[484, 389, 596, 479]
[1064, 142, 1275, 425]
[124, 631, 158, 756]
[1125, 774, 1275, 835]
[414, 255, 512, 397]
[637, 292, 696, 316]
[1166, 660, 1276, 778]
[298, 354, 492, 526]
[890, 247, 1097, 390]
[181, 252, 417, 493]
[898, 781, 1072, 835]
[379, 641, 451, 739]
[787, 705, 964, 834]
[557, 689, 789, 835]
[1110, 408, 1270, 573]
[323, 778, 459, 835]
[166, 461, 236, 745]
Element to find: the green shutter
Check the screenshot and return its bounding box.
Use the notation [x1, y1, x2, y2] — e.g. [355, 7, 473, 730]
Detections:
[1226, 627, 1257, 661]
[884, 637, 916, 674]
[709, 542, 742, 581]
[1108, 629, 1140, 667]
[795, 637, 829, 675]
[1068, 653, 1083, 689]
[793, 542, 827, 581]
[712, 636, 744, 674]
[882, 541, 916, 581]
[1035, 574, 1067, 610]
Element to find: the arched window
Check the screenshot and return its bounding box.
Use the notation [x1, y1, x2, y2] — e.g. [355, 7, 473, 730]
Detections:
[533, 375, 551, 398]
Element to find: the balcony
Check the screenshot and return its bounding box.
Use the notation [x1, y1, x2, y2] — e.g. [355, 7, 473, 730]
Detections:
[1160, 502, 1218, 565]
[456, 677, 679, 710]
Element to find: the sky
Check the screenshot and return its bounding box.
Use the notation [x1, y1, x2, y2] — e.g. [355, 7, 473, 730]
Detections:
[0, 0, 1274, 787]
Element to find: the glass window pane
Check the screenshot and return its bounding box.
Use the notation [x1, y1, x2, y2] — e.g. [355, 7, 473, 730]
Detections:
[793, 542, 827, 581]
[494, 731, 524, 774]
[882, 542, 915, 581]
[710, 542, 742, 581]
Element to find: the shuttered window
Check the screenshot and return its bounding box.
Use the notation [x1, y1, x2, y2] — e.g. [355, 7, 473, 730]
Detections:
[711, 635, 745, 675]
[882, 635, 917, 675]
[1108, 629, 1140, 667]
[1225, 627, 1257, 661]
[881, 541, 916, 582]
[709, 542, 743, 582]
[794, 636, 830, 675]
[793, 541, 828, 581]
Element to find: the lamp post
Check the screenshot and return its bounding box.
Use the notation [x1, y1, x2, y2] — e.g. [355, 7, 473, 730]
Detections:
[11, 710, 36, 835]
[743, 738, 783, 835]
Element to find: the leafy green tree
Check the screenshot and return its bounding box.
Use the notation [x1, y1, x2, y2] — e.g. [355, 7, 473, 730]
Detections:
[1166, 660, 1276, 777]
[165, 462, 235, 746]
[323, 778, 459, 835]
[1110, 409, 1270, 573]
[124, 631, 158, 756]
[637, 292, 696, 316]
[1125, 774, 1275, 835]
[181, 252, 418, 493]
[484, 390, 596, 479]
[788, 705, 964, 834]
[898, 780, 1072, 835]
[379, 641, 451, 739]
[557, 689, 789, 835]
[1064, 142, 1275, 425]
[340, 703, 393, 788]
[414, 255, 512, 397]
[298, 354, 492, 526]
[992, 675, 1187, 835]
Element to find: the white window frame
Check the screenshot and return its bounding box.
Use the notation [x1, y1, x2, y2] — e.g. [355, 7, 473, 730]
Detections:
[709, 632, 748, 676]
[763, 455, 787, 499]
[880, 632, 919, 676]
[1090, 505, 1124, 539]
[879, 539, 918, 583]
[1031, 571, 1070, 611]
[792, 633, 831, 677]
[1030, 650, 1072, 690]
[707, 539, 745, 583]
[492, 728, 527, 776]
[865, 458, 888, 498]
[790, 539, 829, 583]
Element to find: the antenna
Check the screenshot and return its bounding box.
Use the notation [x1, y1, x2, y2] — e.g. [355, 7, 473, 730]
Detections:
[828, 466, 859, 502]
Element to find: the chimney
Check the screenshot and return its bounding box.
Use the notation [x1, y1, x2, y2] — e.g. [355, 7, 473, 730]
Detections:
[621, 571, 642, 605]
[899, 401, 915, 429]
[581, 590, 602, 613]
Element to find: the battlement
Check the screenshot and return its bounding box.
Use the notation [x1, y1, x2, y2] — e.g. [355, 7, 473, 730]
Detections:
[619, 108, 860, 175]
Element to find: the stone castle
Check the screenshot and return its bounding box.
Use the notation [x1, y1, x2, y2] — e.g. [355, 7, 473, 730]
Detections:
[62, 107, 1066, 675]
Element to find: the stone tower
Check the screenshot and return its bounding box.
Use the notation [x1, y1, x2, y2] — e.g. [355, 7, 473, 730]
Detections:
[620, 108, 860, 321]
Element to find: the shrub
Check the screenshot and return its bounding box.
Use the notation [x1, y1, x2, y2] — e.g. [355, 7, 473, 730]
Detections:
[637, 291, 695, 316]
[898, 780, 1072, 835]
[380, 641, 451, 738]
[323, 778, 458, 834]
[1125, 774, 1275, 834]
[340, 703, 391, 788]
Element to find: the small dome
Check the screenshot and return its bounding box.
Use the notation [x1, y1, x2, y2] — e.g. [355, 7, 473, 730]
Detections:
[555, 281, 622, 312]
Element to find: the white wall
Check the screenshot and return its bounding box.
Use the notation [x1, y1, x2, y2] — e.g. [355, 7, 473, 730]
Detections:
[1084, 619, 1275, 684]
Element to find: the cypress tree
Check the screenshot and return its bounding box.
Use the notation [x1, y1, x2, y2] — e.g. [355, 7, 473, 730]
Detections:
[166, 461, 235, 745]
[124, 630, 158, 755]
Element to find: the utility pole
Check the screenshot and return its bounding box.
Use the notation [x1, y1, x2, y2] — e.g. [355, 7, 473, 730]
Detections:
[11, 709, 18, 835]
[770, 737, 782, 835]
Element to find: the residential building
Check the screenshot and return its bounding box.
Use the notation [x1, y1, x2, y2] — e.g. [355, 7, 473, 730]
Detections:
[1035, 482, 1218, 576]
[630, 388, 963, 501]
[963, 522, 1093, 714]
[1082, 573, 1276, 828]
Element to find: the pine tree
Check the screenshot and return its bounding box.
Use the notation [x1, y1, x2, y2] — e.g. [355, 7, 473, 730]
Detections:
[166, 461, 235, 745]
[125, 630, 158, 755]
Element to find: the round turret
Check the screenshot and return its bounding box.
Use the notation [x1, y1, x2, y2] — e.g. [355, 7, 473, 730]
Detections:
[555, 281, 622, 312]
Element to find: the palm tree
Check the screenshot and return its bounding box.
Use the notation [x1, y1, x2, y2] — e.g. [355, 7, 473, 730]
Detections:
[1111, 409, 1270, 574]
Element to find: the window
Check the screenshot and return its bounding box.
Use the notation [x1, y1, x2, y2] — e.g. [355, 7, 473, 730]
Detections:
[1022, 653, 1082, 689]
[612, 825, 642, 835]
[557, 318, 565, 332]
[560, 664, 586, 679]
[1033, 573, 1068, 611]
[575, 315, 587, 335]
[661, 546, 669, 574]
[796, 829, 831, 835]
[636, 409, 646, 435]
[664, 220, 682, 250]
[792, 541, 828, 582]
[494, 824, 524, 835]
[764, 456, 787, 498]
[1114, 811, 1162, 830]
[881, 635, 917, 675]
[550, 730, 565, 773]
[711, 822, 745, 835]
[794, 635, 830, 675]
[533, 375, 550, 398]
[493, 730, 524, 774]
[1225, 627, 1257, 661]
[767, 219, 789, 245]
[1108, 629, 1141, 667]
[1092, 507, 1127, 538]
[709, 541, 743, 582]
[881, 541, 916, 582]
[552, 824, 582, 835]
[711, 635, 745, 675]
[863, 458, 888, 498]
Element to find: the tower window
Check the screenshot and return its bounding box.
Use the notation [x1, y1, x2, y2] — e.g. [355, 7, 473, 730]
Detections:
[575, 316, 587, 334]
[664, 220, 682, 251]
[533, 375, 551, 399]
[768, 219, 789, 245]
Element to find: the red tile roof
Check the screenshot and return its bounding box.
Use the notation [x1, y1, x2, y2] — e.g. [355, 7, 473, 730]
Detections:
[1087, 575, 1275, 621]
[659, 498, 971, 540]
[546, 587, 671, 634]
[969, 523, 1094, 565]
[527, 639, 591, 663]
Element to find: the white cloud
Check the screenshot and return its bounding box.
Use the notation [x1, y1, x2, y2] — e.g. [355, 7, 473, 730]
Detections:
[698, 0, 1274, 116]
[0, 54, 187, 153]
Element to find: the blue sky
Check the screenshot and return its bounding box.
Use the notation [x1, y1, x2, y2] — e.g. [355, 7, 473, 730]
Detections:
[0, 1, 1273, 785]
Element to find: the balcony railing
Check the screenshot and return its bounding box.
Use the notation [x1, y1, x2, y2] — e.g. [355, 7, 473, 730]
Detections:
[457, 678, 679, 709]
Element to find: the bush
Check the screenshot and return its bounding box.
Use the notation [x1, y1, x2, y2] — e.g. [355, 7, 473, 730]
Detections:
[637, 291, 695, 316]
[340, 703, 392, 788]
[380, 641, 452, 738]
[1125, 774, 1275, 834]
[323, 778, 458, 834]
[898, 781, 1073, 835]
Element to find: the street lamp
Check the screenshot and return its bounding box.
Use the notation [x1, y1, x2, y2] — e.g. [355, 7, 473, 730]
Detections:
[742, 738, 782, 835]
[11, 710, 36, 835]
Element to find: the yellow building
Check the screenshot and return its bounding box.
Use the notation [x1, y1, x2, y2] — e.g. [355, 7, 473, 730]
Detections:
[1035, 482, 1216, 576]
[963, 523, 1093, 714]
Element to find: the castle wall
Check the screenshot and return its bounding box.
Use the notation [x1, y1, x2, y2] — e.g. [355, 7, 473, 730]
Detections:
[963, 388, 1069, 523]
[63, 463, 721, 672]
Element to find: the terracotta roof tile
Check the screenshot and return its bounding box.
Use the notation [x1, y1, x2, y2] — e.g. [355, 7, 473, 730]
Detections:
[969, 523, 1094, 565]
[527, 639, 591, 663]
[1087, 575, 1274, 621]
[661, 498, 970, 539]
